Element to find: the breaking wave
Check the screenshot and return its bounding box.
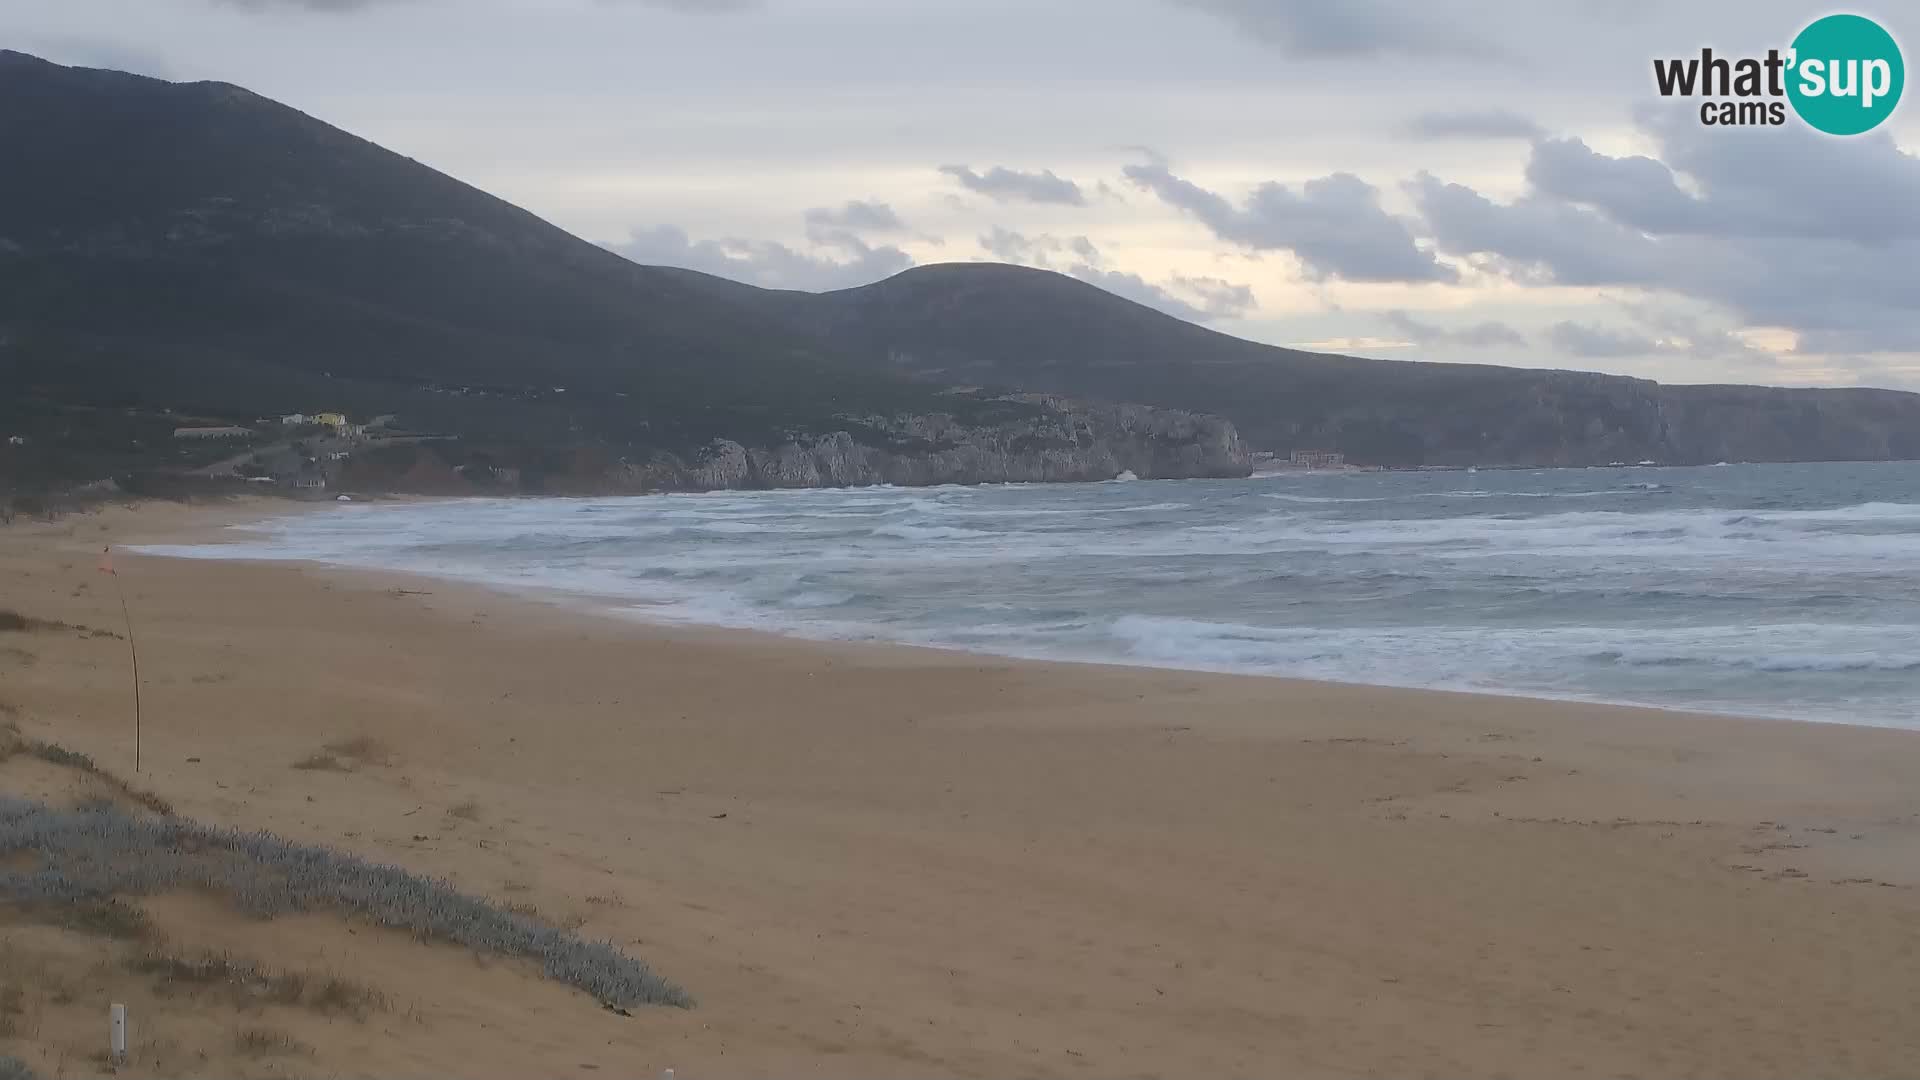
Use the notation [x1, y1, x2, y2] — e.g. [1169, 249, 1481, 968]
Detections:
[132, 460, 1920, 728]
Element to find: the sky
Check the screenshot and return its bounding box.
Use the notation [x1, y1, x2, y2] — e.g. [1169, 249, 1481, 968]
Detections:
[7, 0, 1919, 390]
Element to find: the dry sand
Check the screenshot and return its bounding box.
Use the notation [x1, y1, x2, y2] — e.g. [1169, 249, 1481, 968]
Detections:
[3, 497, 1920, 1078]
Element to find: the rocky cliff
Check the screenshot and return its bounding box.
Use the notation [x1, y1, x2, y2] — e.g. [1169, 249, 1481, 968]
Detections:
[612, 396, 1250, 492]
[334, 396, 1247, 495]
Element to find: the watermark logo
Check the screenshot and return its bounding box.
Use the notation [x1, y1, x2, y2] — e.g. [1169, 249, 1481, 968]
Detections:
[1653, 13, 1904, 134]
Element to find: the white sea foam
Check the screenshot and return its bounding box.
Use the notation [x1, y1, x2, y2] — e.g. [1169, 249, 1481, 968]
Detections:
[869, 523, 995, 541]
[130, 464, 1920, 728]
[1258, 493, 1386, 504]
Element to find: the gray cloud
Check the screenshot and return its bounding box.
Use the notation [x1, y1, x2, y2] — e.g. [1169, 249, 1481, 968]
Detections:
[939, 165, 1087, 206]
[1637, 108, 1920, 247]
[1070, 266, 1219, 323]
[1169, 274, 1258, 320]
[1166, 0, 1500, 59]
[1127, 160, 1457, 283]
[980, 228, 1255, 323]
[1379, 309, 1526, 348]
[977, 227, 1025, 261]
[802, 199, 907, 234]
[1403, 108, 1543, 140]
[1524, 137, 1705, 234]
[1410, 113, 1920, 354]
[979, 227, 1097, 265]
[609, 222, 910, 292]
[1822, 355, 1920, 392]
[1408, 171, 1658, 286]
[1546, 321, 1667, 358]
[1616, 302, 1772, 365]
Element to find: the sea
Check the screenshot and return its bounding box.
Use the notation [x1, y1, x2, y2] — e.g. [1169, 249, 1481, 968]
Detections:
[133, 461, 1920, 728]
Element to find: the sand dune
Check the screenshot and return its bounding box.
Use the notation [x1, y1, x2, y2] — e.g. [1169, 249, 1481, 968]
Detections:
[3, 499, 1920, 1078]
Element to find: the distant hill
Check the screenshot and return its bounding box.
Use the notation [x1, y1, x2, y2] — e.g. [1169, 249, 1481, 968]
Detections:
[2, 49, 1916, 492]
[737, 263, 1920, 466]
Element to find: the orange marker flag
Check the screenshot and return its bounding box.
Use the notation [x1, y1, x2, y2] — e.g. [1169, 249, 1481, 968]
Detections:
[98, 545, 116, 575]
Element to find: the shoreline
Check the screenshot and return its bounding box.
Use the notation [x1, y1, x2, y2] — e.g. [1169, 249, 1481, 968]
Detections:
[7, 499, 1920, 1076]
[123, 493, 1916, 735]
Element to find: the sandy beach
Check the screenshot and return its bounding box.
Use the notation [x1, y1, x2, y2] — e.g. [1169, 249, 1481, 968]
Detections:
[5, 497, 1920, 1078]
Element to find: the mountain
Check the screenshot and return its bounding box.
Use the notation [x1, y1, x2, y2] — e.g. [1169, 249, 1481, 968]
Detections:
[0, 49, 925, 446]
[741, 263, 1920, 466]
[0, 50, 1244, 492]
[2, 49, 1916, 498]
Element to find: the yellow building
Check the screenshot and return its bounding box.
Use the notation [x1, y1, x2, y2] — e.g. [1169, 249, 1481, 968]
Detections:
[312, 412, 348, 429]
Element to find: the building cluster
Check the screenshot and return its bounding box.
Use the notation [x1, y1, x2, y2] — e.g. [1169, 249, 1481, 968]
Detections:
[163, 410, 381, 493]
[170, 412, 370, 441]
[1288, 449, 1346, 468]
[280, 412, 367, 437]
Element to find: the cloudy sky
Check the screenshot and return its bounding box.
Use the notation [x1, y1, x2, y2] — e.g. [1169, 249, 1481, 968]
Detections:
[8, 0, 1918, 389]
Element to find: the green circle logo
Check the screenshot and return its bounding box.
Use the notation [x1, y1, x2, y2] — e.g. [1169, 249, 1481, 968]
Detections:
[1787, 14, 1904, 135]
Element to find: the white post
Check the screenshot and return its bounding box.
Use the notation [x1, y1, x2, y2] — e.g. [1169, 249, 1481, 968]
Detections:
[110, 1003, 127, 1062]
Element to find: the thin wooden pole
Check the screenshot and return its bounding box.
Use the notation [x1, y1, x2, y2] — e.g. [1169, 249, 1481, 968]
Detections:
[103, 546, 142, 772]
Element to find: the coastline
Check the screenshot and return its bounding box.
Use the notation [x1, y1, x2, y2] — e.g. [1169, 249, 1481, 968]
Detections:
[6, 498, 1920, 1076]
[123, 489, 1920, 731]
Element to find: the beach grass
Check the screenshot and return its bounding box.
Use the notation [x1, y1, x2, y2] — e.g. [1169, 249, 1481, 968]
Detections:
[0, 987, 22, 1037]
[234, 1026, 311, 1058]
[0, 797, 691, 1009]
[131, 947, 390, 1019]
[0, 609, 117, 639]
[0, 727, 173, 816]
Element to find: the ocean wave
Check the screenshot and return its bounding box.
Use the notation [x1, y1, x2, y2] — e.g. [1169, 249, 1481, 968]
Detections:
[1099, 616, 1920, 692]
[1259, 493, 1386, 504]
[676, 520, 772, 535]
[918, 500, 1191, 519]
[1588, 649, 1920, 673]
[1727, 501, 1920, 523]
[869, 523, 995, 541]
[778, 589, 860, 609]
[1411, 486, 1661, 499]
[1179, 505, 1920, 560]
[128, 466, 1920, 728]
